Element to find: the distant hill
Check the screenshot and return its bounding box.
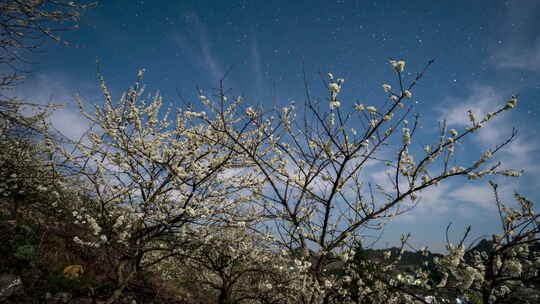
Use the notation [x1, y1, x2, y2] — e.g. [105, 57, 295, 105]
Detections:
[350, 238, 540, 276]
[360, 246, 442, 266]
[464, 238, 540, 264]
[287, 238, 540, 277]
[359, 239, 540, 267]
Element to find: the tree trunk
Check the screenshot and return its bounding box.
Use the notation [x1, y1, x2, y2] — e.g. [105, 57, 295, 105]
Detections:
[106, 259, 136, 304]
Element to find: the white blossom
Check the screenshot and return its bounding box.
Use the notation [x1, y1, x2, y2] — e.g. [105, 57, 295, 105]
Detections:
[328, 82, 340, 93]
[366, 106, 377, 113]
[330, 101, 341, 110]
[402, 90, 412, 98]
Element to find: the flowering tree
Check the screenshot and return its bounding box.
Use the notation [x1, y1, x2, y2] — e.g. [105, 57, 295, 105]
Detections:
[0, 89, 112, 298]
[193, 59, 529, 303]
[57, 70, 267, 303]
[0, 0, 96, 238]
[0, 0, 97, 231]
[146, 225, 293, 304]
[0, 0, 96, 134]
[323, 183, 539, 304]
[427, 181, 540, 304]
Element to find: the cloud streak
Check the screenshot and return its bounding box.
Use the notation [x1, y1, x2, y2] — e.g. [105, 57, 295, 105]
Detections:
[437, 84, 540, 180]
[12, 72, 92, 142]
[437, 84, 505, 145]
[250, 32, 265, 101]
[172, 10, 225, 85]
[494, 39, 540, 72]
[491, 0, 540, 72]
[447, 184, 498, 212]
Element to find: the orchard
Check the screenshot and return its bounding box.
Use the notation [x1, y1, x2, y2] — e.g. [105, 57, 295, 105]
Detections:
[0, 1, 539, 304]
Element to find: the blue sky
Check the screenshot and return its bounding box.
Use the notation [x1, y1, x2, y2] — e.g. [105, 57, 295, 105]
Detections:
[11, 0, 540, 253]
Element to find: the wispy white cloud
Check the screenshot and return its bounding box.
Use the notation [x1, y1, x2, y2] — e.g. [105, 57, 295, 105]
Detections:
[437, 84, 540, 178]
[437, 85, 506, 145]
[365, 164, 454, 223]
[499, 136, 540, 180]
[392, 183, 454, 223]
[433, 82, 540, 221]
[250, 32, 265, 100]
[494, 39, 540, 72]
[491, 0, 540, 72]
[12, 72, 92, 142]
[172, 10, 225, 84]
[447, 184, 497, 212]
